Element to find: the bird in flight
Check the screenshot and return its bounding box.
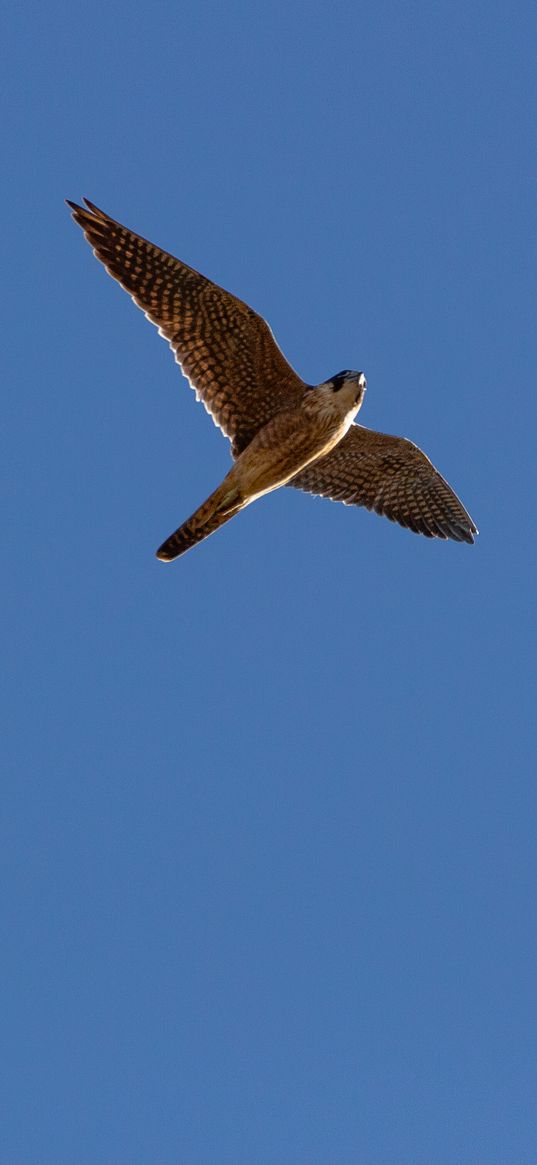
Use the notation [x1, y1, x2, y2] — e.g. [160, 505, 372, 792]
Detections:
[67, 198, 477, 560]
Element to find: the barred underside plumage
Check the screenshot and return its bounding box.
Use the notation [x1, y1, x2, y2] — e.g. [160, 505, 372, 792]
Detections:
[66, 198, 305, 455]
[289, 425, 477, 542]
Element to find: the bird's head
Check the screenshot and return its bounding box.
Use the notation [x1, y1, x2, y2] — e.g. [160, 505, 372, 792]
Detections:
[305, 369, 367, 425]
[328, 370, 367, 413]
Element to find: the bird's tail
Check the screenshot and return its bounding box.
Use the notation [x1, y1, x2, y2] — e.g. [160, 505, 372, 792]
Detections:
[155, 483, 243, 562]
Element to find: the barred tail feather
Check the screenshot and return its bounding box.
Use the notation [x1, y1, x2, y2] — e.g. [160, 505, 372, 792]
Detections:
[156, 486, 242, 562]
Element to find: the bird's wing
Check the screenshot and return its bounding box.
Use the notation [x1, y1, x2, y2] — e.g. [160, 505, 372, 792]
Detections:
[67, 199, 306, 454]
[288, 424, 478, 543]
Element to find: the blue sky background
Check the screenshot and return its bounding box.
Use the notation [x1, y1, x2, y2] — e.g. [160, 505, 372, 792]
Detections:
[3, 1, 536, 1162]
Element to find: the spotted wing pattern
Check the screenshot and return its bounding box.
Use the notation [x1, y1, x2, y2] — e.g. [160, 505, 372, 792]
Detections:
[67, 198, 305, 454]
[289, 424, 477, 542]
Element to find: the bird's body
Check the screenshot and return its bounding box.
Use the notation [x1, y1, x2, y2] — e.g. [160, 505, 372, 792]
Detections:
[157, 378, 365, 559]
[67, 198, 477, 559]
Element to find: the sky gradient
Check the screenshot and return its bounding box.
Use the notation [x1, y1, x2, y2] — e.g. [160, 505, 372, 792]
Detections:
[4, 1, 536, 1162]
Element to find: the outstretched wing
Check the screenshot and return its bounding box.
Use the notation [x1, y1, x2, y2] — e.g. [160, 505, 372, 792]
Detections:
[288, 424, 478, 543]
[67, 198, 305, 454]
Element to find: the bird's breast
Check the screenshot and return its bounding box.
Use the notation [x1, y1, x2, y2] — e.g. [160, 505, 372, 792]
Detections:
[233, 406, 348, 502]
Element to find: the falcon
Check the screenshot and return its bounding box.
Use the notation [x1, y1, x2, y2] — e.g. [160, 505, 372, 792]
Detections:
[67, 198, 478, 560]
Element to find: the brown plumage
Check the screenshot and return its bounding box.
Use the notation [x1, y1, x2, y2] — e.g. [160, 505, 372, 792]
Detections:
[67, 198, 478, 559]
[290, 426, 476, 543]
[66, 197, 303, 456]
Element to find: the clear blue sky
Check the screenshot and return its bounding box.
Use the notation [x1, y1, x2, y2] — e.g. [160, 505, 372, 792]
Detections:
[4, 1, 536, 1162]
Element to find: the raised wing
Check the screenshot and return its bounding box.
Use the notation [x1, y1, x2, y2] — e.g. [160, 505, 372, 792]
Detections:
[67, 198, 305, 454]
[288, 424, 478, 543]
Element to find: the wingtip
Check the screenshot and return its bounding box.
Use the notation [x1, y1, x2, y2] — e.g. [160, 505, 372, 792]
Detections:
[465, 518, 479, 543]
[65, 197, 108, 221]
[458, 522, 477, 545]
[82, 197, 109, 219]
[447, 522, 476, 545]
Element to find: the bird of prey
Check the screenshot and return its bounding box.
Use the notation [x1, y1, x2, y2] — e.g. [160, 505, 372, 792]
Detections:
[67, 198, 477, 560]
